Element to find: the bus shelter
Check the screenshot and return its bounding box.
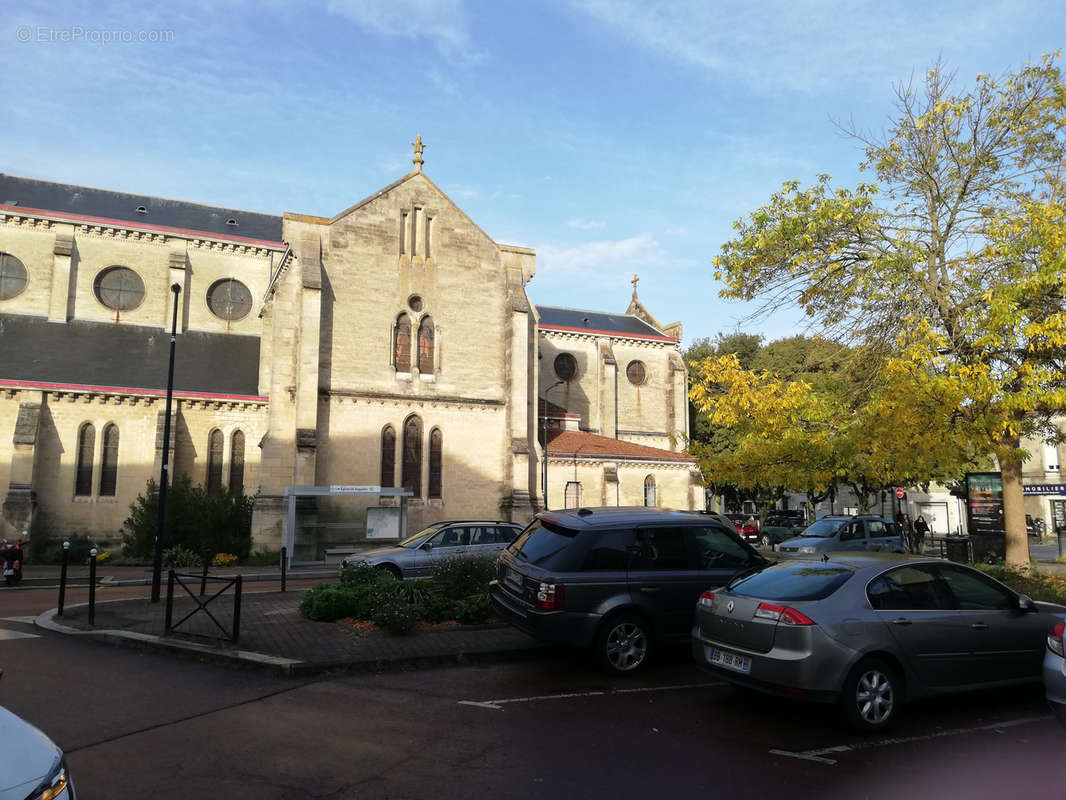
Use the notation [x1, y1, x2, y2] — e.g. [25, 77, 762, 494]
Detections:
[283, 485, 414, 567]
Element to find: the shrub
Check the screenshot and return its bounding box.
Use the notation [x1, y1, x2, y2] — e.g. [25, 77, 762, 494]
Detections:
[416, 589, 456, 625]
[300, 584, 360, 622]
[372, 598, 418, 634]
[339, 563, 388, 587]
[452, 593, 493, 625]
[86, 550, 112, 565]
[162, 545, 200, 568]
[122, 477, 253, 563]
[430, 554, 496, 601]
[977, 564, 1066, 605]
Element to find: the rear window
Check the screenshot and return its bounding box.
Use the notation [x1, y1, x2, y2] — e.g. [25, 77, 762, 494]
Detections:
[727, 562, 853, 601]
[509, 520, 578, 566]
[801, 519, 848, 538]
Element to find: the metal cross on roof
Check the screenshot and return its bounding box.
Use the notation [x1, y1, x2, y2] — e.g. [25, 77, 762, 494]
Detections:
[631, 274, 639, 296]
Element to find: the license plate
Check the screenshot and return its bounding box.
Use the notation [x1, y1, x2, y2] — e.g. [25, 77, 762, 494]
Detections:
[708, 647, 751, 674]
[504, 567, 523, 592]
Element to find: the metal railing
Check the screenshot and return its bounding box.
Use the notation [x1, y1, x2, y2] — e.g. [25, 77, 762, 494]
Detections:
[164, 569, 243, 643]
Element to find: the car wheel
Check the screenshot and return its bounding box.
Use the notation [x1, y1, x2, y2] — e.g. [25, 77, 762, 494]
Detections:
[596, 614, 651, 675]
[840, 657, 900, 732]
[376, 564, 402, 580]
[760, 534, 771, 548]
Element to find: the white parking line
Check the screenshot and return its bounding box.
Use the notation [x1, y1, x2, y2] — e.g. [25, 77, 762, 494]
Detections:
[0, 628, 39, 641]
[458, 681, 725, 710]
[769, 713, 1052, 765]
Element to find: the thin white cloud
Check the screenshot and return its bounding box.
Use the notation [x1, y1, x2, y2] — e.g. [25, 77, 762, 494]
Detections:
[326, 0, 482, 64]
[567, 218, 606, 230]
[537, 233, 667, 276]
[664, 226, 688, 236]
[572, 0, 1036, 94]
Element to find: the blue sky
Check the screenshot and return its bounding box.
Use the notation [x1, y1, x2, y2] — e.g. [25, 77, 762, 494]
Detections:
[1, 0, 1061, 346]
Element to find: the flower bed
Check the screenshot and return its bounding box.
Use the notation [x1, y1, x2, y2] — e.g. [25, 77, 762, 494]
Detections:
[299, 555, 497, 634]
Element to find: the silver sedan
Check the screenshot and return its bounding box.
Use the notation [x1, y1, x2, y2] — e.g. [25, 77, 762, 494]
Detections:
[339, 521, 523, 579]
[691, 553, 1059, 731]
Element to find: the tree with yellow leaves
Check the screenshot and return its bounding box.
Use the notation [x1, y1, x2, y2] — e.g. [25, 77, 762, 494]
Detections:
[708, 55, 1066, 566]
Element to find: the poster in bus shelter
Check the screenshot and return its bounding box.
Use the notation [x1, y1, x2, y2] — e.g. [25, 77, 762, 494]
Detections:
[966, 472, 1005, 535]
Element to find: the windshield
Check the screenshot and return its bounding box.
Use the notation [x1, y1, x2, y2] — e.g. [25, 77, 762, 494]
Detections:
[398, 522, 449, 548]
[728, 562, 853, 601]
[800, 519, 848, 538]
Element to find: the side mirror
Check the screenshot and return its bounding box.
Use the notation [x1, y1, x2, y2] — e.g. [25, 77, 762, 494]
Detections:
[422, 542, 433, 551]
[1017, 594, 1037, 612]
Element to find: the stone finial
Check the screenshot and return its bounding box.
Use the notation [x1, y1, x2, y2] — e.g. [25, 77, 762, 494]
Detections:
[631, 274, 639, 299]
[412, 135, 425, 172]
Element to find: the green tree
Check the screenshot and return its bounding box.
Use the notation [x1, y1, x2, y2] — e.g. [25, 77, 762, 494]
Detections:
[711, 55, 1066, 565]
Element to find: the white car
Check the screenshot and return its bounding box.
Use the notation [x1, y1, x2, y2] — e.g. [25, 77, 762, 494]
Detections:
[0, 704, 75, 799]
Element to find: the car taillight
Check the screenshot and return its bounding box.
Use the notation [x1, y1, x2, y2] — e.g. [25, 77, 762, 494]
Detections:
[753, 602, 814, 626]
[699, 591, 715, 608]
[1049, 621, 1065, 657]
[536, 582, 565, 610]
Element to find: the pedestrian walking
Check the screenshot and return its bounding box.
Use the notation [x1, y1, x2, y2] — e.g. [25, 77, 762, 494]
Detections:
[913, 515, 930, 553]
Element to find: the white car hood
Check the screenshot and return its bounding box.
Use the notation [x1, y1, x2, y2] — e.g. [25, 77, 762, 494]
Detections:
[0, 705, 61, 796]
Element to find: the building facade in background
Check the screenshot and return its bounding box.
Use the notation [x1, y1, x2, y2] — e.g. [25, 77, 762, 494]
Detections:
[0, 141, 702, 553]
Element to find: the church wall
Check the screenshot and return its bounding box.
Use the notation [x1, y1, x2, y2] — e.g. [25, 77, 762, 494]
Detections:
[182, 247, 271, 336]
[613, 341, 682, 448]
[545, 459, 698, 511]
[0, 222, 54, 316]
[0, 394, 19, 508]
[538, 333, 602, 433]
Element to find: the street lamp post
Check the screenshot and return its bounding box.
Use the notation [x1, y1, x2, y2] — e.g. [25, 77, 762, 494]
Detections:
[542, 380, 565, 511]
[151, 283, 182, 603]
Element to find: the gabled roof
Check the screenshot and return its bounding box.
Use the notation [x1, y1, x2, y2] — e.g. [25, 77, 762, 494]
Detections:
[0, 174, 284, 243]
[536, 305, 676, 342]
[546, 429, 694, 463]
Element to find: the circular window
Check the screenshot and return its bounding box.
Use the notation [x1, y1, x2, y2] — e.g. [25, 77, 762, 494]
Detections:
[626, 360, 647, 386]
[554, 353, 578, 381]
[408, 295, 424, 312]
[94, 266, 145, 311]
[207, 279, 253, 320]
[0, 253, 28, 300]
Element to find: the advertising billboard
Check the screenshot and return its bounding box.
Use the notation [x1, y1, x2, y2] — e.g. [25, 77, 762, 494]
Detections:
[966, 472, 1005, 535]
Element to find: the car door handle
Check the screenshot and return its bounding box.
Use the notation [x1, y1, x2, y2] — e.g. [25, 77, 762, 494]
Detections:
[638, 587, 661, 594]
[971, 622, 989, 630]
[891, 618, 912, 626]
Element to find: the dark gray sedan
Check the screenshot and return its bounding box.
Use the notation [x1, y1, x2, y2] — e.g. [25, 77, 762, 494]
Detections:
[691, 553, 1059, 730]
[339, 521, 523, 579]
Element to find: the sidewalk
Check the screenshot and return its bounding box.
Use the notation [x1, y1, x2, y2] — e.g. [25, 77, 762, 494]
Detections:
[30, 570, 549, 675]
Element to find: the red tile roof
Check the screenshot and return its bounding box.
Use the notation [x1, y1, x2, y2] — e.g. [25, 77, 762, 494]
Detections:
[546, 430, 695, 463]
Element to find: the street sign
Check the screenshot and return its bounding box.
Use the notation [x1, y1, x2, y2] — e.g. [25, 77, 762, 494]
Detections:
[329, 485, 382, 495]
[895, 488, 905, 499]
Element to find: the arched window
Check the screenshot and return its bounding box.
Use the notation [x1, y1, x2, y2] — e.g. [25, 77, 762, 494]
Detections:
[429, 428, 442, 499]
[229, 430, 245, 495]
[99, 424, 119, 497]
[418, 316, 435, 374]
[644, 475, 657, 507]
[75, 423, 95, 496]
[381, 426, 396, 488]
[207, 429, 224, 492]
[402, 416, 422, 497]
[394, 314, 411, 372]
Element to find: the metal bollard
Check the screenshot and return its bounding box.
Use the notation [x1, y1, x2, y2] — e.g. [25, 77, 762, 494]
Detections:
[57, 541, 70, 617]
[88, 548, 97, 627]
[1058, 526, 1063, 560]
[200, 558, 209, 597]
[233, 575, 242, 643]
[164, 570, 175, 634]
[280, 546, 287, 593]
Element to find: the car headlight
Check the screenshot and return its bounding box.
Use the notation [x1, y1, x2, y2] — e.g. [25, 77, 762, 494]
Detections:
[798, 546, 817, 555]
[32, 756, 71, 800]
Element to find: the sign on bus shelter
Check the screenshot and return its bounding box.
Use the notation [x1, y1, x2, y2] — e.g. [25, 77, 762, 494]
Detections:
[966, 471, 1005, 535]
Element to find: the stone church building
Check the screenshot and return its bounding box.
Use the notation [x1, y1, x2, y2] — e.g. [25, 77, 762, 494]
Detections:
[0, 140, 703, 556]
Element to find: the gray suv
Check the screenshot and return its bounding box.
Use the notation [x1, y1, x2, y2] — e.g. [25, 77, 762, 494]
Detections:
[490, 507, 768, 674]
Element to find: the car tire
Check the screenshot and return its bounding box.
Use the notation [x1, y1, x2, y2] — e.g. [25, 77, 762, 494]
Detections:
[596, 613, 651, 675]
[840, 657, 901, 732]
[376, 564, 402, 580]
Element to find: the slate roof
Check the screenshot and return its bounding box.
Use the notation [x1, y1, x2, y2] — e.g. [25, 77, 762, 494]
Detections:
[546, 429, 695, 463]
[536, 305, 674, 341]
[0, 174, 284, 243]
[0, 314, 263, 398]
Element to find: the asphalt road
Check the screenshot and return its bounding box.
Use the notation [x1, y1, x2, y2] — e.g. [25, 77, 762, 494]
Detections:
[1, 585, 1063, 800]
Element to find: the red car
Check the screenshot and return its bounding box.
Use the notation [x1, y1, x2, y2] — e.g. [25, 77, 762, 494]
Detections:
[725, 514, 760, 543]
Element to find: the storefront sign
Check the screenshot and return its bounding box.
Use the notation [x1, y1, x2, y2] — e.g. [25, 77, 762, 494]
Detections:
[967, 472, 1005, 535]
[1023, 483, 1066, 496]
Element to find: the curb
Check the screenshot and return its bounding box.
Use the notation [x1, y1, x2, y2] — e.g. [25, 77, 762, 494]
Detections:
[33, 602, 551, 677]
